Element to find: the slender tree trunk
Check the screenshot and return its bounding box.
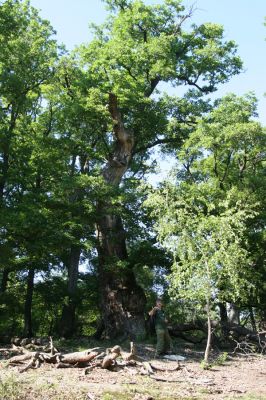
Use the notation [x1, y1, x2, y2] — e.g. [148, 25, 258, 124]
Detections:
[58, 150, 89, 338]
[0, 268, 9, 293]
[204, 298, 212, 364]
[0, 152, 9, 200]
[23, 268, 35, 337]
[0, 109, 17, 201]
[249, 307, 256, 332]
[59, 245, 81, 338]
[96, 93, 146, 339]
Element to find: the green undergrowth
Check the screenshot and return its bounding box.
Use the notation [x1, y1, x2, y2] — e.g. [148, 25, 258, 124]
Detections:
[200, 351, 229, 370]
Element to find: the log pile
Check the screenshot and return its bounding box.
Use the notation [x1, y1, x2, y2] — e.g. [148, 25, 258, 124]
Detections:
[6, 339, 181, 376]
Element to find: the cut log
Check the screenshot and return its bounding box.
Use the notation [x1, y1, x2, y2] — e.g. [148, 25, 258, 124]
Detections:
[60, 350, 98, 365]
[8, 353, 33, 364]
[101, 346, 121, 369]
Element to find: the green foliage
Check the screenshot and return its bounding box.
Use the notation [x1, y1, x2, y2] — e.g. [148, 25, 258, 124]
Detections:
[146, 94, 265, 308]
[145, 93, 265, 358]
[200, 351, 228, 369]
[1, 0, 263, 339]
[147, 182, 256, 306]
[78, 0, 242, 160]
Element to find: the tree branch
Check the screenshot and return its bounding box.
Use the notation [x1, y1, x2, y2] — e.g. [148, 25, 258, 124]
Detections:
[173, 5, 195, 35]
[177, 75, 214, 93]
[133, 136, 183, 155]
[108, 93, 133, 145]
[144, 76, 161, 97]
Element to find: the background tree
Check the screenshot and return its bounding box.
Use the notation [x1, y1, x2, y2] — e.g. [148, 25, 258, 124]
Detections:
[146, 183, 256, 363]
[0, 0, 58, 336]
[175, 94, 266, 325]
[145, 94, 266, 352]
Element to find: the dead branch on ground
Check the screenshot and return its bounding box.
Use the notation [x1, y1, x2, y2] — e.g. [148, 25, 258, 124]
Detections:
[6, 340, 182, 378]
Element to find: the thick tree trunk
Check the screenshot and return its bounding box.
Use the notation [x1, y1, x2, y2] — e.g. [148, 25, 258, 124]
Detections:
[96, 93, 146, 339]
[218, 302, 229, 338]
[23, 268, 35, 337]
[228, 302, 240, 325]
[59, 245, 81, 338]
[97, 212, 146, 339]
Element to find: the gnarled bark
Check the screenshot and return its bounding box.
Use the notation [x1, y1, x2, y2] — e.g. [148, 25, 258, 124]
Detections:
[96, 93, 146, 339]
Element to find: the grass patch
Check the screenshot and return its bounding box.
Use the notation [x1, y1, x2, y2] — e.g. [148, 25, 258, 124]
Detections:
[0, 372, 89, 400]
[0, 374, 22, 400]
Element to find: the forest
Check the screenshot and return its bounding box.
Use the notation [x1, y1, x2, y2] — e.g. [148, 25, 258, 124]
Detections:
[0, 0, 265, 361]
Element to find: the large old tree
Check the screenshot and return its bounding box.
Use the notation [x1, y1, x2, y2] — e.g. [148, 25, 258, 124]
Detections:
[73, 0, 243, 337]
[0, 0, 247, 339]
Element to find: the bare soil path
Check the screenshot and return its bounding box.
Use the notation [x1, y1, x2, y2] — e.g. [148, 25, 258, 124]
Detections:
[0, 342, 265, 400]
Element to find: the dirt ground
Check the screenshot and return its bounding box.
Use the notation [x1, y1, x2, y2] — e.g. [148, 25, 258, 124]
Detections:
[0, 342, 266, 400]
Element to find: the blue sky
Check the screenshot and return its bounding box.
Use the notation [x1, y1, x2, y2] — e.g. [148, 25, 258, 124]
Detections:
[30, 0, 266, 124]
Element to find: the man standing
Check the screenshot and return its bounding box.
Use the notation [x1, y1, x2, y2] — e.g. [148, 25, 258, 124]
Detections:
[149, 298, 172, 356]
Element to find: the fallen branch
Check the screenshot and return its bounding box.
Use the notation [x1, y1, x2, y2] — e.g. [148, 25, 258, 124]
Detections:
[8, 353, 33, 364]
[149, 375, 182, 383]
[101, 345, 121, 369]
[139, 361, 153, 375]
[6, 340, 185, 382]
[150, 362, 180, 372]
[49, 336, 59, 355]
[60, 350, 98, 365]
[56, 362, 74, 369]
[19, 353, 41, 373]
